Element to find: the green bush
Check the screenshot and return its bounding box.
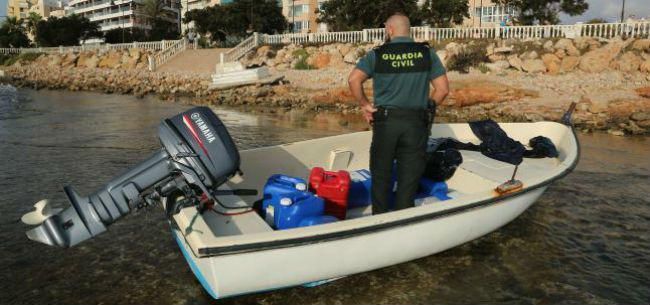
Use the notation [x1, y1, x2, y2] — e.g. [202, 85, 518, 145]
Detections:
[291, 48, 314, 70]
[291, 48, 309, 59]
[0, 54, 14, 66]
[446, 44, 488, 73]
[293, 57, 314, 70]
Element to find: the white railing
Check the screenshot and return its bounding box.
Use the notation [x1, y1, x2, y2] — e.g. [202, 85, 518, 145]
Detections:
[222, 33, 260, 62]
[258, 22, 650, 46]
[0, 39, 179, 55]
[217, 22, 650, 63]
[148, 38, 192, 71]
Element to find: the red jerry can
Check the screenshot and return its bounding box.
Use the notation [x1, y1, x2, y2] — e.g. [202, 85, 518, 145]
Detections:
[308, 167, 351, 220]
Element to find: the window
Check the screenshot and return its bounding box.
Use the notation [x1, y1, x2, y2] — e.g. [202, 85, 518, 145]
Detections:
[475, 5, 515, 23]
[292, 20, 309, 32]
[289, 4, 309, 17]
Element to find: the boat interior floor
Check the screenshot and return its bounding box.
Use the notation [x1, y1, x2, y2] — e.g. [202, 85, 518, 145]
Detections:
[172, 122, 575, 256]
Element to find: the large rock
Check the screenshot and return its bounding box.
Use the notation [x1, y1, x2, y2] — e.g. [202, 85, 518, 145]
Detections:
[614, 52, 643, 72]
[640, 60, 650, 73]
[560, 56, 580, 72]
[485, 60, 510, 73]
[445, 42, 464, 57]
[488, 54, 506, 62]
[259, 45, 274, 56]
[98, 51, 123, 69]
[541, 53, 561, 74]
[630, 111, 650, 121]
[631, 39, 650, 52]
[338, 44, 352, 57]
[47, 54, 63, 67]
[128, 48, 142, 59]
[522, 59, 546, 73]
[344, 48, 364, 64]
[486, 43, 495, 56]
[574, 37, 600, 50]
[121, 50, 140, 69]
[508, 55, 524, 71]
[523, 51, 539, 60]
[77, 52, 99, 68]
[579, 38, 631, 73]
[543, 40, 554, 52]
[328, 51, 345, 67]
[61, 53, 79, 68]
[554, 38, 580, 56]
[311, 52, 331, 69]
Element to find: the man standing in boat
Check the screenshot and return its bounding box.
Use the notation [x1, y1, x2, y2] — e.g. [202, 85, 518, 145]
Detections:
[348, 13, 449, 214]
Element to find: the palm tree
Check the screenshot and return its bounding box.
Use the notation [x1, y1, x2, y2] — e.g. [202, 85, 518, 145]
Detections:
[23, 12, 42, 45]
[3, 16, 23, 30]
[139, 0, 178, 40]
[141, 0, 166, 27]
[0, 16, 31, 47]
[24, 12, 42, 35]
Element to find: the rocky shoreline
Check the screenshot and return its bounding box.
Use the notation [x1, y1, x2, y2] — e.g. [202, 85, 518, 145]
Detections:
[2, 36, 650, 135]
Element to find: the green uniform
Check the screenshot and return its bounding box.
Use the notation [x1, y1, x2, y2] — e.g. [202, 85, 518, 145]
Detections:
[355, 36, 446, 214]
[356, 37, 446, 109]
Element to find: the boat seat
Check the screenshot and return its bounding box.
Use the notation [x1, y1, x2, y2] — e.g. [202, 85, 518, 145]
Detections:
[173, 206, 273, 255]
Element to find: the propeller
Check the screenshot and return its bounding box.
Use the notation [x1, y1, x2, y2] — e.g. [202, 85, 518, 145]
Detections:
[21, 200, 62, 226]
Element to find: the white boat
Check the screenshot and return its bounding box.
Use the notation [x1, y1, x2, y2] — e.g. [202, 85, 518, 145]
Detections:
[167, 120, 580, 299]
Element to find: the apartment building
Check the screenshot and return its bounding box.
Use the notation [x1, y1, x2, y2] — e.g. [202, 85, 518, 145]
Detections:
[176, 0, 517, 35]
[7, 0, 64, 19]
[65, 0, 181, 33]
[279, 0, 326, 33]
[464, 0, 516, 27]
[280, 0, 516, 33]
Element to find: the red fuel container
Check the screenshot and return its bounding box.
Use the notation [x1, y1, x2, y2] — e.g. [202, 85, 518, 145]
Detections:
[308, 167, 351, 220]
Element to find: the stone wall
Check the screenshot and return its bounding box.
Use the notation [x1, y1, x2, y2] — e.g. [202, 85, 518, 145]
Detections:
[243, 37, 650, 75]
[9, 48, 154, 70]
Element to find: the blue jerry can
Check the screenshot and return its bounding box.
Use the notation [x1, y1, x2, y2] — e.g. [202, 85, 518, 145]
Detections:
[348, 170, 373, 208]
[262, 174, 326, 229]
[269, 194, 325, 230]
[298, 215, 339, 227]
[415, 178, 451, 201]
[262, 174, 308, 208]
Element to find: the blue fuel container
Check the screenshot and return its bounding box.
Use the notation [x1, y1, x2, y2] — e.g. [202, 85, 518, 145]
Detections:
[415, 178, 451, 201]
[348, 170, 373, 208]
[262, 174, 326, 230]
[348, 169, 399, 208]
[263, 174, 309, 207]
[267, 194, 325, 230]
[298, 215, 339, 227]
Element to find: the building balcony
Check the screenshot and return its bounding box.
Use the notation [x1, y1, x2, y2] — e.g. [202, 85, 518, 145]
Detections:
[88, 9, 134, 22]
[99, 21, 152, 31]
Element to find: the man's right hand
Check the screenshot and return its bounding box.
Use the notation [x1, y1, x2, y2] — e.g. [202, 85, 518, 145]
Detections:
[361, 103, 377, 124]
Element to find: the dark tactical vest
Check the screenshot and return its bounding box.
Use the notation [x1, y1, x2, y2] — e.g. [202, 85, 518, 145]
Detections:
[374, 42, 431, 74]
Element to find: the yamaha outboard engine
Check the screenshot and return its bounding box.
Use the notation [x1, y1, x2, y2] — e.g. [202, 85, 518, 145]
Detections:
[22, 107, 243, 247]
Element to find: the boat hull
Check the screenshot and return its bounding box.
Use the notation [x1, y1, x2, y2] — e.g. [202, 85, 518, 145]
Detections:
[173, 186, 547, 299]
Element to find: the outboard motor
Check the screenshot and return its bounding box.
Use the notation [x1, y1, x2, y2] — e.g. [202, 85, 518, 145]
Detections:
[22, 107, 246, 247]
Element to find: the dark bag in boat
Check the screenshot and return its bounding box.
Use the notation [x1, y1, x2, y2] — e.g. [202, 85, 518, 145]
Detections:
[524, 136, 559, 158]
[423, 148, 463, 182]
